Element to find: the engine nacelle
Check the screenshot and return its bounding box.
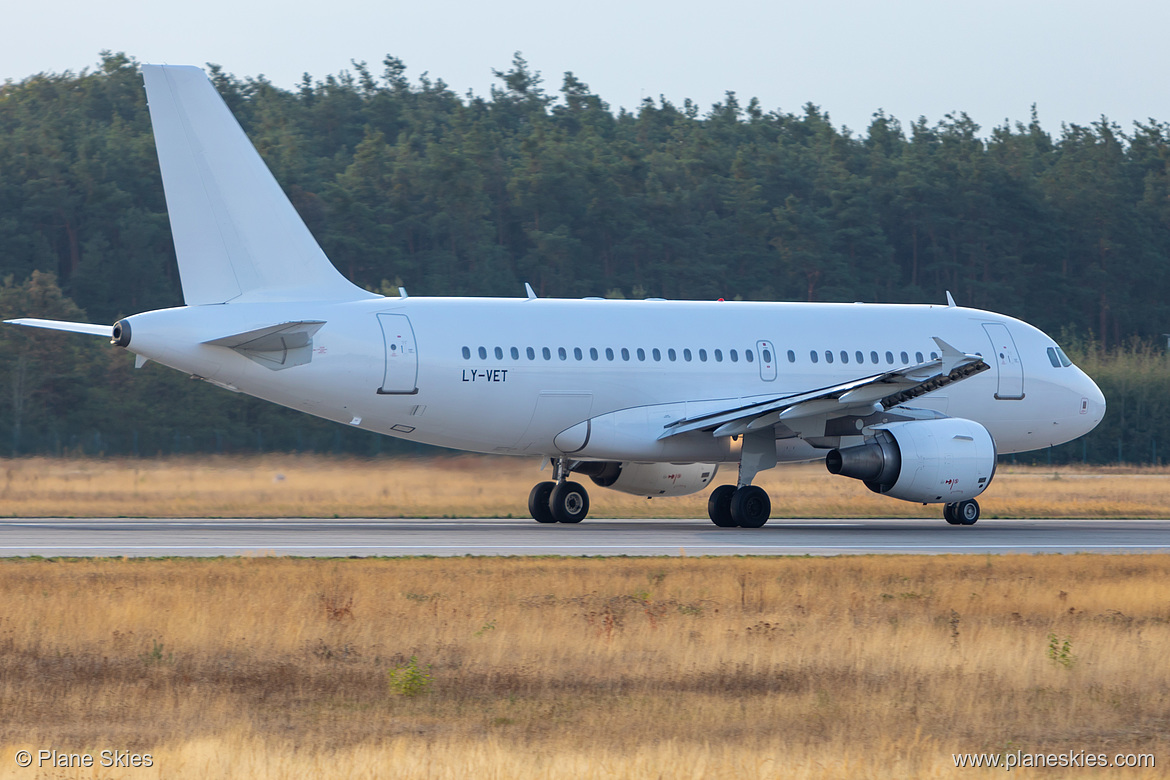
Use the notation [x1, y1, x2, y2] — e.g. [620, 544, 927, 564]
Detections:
[573, 461, 719, 497]
[825, 418, 996, 504]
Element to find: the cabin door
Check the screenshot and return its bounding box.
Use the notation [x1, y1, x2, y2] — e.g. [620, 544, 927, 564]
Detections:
[982, 322, 1024, 400]
[377, 313, 419, 395]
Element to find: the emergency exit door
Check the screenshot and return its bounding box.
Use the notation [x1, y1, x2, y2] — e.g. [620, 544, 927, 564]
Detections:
[756, 340, 777, 381]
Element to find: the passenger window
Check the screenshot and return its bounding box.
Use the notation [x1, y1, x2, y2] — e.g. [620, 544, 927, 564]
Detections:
[605, 347, 614, 361]
[825, 351, 834, 364]
[783, 350, 792, 363]
[637, 348, 646, 361]
[915, 351, 923, 363]
[668, 348, 677, 361]
[478, 347, 488, 359]
[930, 351, 938, 360]
[510, 347, 519, 360]
[840, 351, 849, 364]
[590, 347, 599, 361]
[527, 347, 535, 360]
[1047, 347, 1061, 368]
[621, 348, 630, 361]
[684, 348, 693, 362]
[810, 350, 819, 363]
[555, 347, 564, 360]
[542, 347, 551, 360]
[855, 351, 864, 364]
[699, 349, 708, 362]
[885, 351, 894, 364]
[652, 348, 661, 361]
[730, 349, 739, 362]
[870, 351, 878, 364]
[462, 346, 471, 359]
[745, 349, 753, 363]
[574, 347, 583, 360]
[900, 351, 909, 364]
[714, 349, 723, 362]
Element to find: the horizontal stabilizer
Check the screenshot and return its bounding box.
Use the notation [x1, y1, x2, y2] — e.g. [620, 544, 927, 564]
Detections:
[204, 321, 325, 371]
[4, 318, 111, 338]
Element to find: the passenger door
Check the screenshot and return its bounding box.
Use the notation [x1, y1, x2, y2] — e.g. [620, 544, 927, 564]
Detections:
[982, 322, 1023, 399]
[376, 313, 419, 395]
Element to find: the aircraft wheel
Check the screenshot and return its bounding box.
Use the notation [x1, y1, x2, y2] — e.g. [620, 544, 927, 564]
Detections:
[943, 503, 962, 525]
[550, 481, 590, 523]
[957, 499, 980, 525]
[707, 484, 737, 527]
[528, 481, 557, 523]
[730, 485, 771, 528]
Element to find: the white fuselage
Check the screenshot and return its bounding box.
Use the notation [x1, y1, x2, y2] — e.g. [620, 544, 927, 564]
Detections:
[120, 296, 1106, 463]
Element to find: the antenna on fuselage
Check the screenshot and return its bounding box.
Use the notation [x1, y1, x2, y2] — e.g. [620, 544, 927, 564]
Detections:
[524, 282, 538, 300]
[945, 291, 957, 307]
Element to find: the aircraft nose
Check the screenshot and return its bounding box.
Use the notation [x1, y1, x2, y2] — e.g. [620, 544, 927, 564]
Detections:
[1077, 370, 1107, 427]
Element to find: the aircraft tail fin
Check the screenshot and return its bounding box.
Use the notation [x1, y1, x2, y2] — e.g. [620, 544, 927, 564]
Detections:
[141, 64, 377, 306]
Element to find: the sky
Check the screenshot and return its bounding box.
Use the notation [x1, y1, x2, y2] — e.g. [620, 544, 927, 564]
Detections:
[3, 0, 1167, 135]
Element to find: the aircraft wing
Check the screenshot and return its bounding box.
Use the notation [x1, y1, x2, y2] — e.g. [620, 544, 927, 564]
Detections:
[659, 337, 989, 439]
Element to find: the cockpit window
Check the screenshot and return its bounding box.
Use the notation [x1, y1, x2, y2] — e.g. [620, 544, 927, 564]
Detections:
[1048, 346, 1074, 368]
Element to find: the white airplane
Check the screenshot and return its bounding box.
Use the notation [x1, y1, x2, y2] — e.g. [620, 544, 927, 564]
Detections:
[7, 65, 1106, 527]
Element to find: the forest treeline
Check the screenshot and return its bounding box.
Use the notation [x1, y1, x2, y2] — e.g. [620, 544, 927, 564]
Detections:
[1, 52, 1169, 462]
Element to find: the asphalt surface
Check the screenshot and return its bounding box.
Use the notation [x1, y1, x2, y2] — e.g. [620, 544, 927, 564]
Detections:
[0, 517, 1167, 557]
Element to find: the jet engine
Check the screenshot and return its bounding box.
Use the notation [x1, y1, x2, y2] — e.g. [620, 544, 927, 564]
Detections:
[572, 461, 719, 497]
[825, 418, 995, 503]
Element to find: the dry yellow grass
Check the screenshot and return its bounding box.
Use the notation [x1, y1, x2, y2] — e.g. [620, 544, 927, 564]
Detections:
[2, 455, 1170, 518]
[0, 556, 1166, 778]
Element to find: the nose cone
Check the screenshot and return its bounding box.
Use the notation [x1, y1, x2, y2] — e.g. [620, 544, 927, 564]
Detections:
[1076, 368, 1107, 432]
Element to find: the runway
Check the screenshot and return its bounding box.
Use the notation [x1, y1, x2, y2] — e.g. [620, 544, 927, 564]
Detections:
[0, 518, 1167, 557]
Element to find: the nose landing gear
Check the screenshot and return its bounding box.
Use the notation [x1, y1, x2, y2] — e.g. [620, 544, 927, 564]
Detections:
[527, 458, 590, 523]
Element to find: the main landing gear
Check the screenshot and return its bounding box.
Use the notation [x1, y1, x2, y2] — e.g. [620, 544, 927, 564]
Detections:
[707, 484, 771, 528]
[943, 499, 980, 525]
[707, 430, 776, 528]
[528, 459, 590, 524]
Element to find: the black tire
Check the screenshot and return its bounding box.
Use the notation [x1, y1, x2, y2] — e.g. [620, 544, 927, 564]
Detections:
[730, 485, 771, 528]
[943, 503, 962, 525]
[550, 481, 590, 523]
[957, 499, 980, 525]
[528, 481, 557, 523]
[707, 484, 738, 527]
